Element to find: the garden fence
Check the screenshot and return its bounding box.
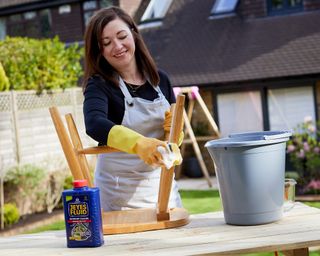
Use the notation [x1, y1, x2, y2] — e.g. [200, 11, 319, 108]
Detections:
[0, 88, 96, 174]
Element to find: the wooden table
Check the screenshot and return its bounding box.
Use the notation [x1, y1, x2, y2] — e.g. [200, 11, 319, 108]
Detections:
[1, 203, 320, 256]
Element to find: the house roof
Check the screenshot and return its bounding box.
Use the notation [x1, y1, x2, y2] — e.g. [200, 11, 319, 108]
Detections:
[0, 0, 42, 9]
[141, 0, 320, 87]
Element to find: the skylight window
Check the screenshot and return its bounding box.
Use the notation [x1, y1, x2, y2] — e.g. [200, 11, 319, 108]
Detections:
[140, 0, 173, 22]
[211, 0, 239, 15]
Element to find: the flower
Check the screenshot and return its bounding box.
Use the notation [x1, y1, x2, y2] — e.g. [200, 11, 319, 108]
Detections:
[287, 144, 296, 153]
[286, 117, 320, 194]
[303, 142, 310, 152]
[304, 116, 313, 123]
[307, 179, 320, 190]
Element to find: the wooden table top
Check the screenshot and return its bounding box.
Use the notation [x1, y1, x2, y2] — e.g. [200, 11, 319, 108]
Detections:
[1, 203, 320, 256]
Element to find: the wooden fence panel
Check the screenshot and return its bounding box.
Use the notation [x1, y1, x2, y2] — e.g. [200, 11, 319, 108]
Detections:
[0, 88, 96, 173]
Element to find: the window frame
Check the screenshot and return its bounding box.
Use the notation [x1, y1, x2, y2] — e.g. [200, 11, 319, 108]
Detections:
[82, 0, 114, 27]
[139, 0, 173, 28]
[211, 81, 317, 135]
[5, 9, 52, 38]
[210, 0, 239, 17]
[267, 0, 303, 16]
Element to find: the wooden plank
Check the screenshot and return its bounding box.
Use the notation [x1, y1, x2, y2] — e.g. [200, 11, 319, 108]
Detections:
[1, 203, 320, 256]
[102, 207, 189, 234]
[194, 90, 220, 137]
[183, 109, 212, 187]
[183, 135, 219, 143]
[282, 248, 309, 256]
[175, 99, 194, 179]
[78, 146, 119, 154]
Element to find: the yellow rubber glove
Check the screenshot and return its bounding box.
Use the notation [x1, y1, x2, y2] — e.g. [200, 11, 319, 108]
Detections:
[107, 125, 168, 166]
[163, 110, 184, 146]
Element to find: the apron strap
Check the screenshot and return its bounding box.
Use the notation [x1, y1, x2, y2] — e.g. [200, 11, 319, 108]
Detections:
[119, 77, 134, 107]
[119, 77, 163, 107]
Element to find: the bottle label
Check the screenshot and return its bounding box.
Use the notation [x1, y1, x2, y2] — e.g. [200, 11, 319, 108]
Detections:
[66, 196, 92, 241]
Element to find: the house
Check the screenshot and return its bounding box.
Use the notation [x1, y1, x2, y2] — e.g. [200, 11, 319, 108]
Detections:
[2, 0, 319, 136]
[140, 0, 320, 137]
[0, 0, 145, 44]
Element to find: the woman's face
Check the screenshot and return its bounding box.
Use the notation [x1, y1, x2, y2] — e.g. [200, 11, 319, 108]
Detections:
[101, 18, 136, 72]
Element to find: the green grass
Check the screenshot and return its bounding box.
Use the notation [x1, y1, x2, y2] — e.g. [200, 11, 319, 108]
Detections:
[179, 189, 222, 214]
[305, 201, 320, 209]
[25, 219, 65, 234]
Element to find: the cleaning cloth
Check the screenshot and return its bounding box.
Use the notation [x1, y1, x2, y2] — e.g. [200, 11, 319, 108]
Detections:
[157, 143, 182, 169]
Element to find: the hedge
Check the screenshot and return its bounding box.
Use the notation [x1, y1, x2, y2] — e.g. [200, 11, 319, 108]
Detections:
[0, 36, 83, 92]
[0, 61, 9, 91]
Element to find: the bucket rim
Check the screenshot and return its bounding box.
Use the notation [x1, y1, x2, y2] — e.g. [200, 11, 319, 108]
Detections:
[205, 130, 292, 148]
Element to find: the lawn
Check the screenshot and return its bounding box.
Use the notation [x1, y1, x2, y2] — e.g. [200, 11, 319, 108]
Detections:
[26, 189, 320, 255]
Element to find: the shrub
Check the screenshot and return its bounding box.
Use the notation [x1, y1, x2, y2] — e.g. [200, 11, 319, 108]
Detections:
[4, 164, 69, 215]
[0, 61, 9, 91]
[4, 164, 46, 194]
[286, 116, 320, 194]
[0, 203, 20, 227]
[4, 164, 47, 215]
[0, 36, 83, 92]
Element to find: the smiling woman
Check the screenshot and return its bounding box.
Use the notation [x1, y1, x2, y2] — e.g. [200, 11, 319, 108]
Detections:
[81, 6, 183, 212]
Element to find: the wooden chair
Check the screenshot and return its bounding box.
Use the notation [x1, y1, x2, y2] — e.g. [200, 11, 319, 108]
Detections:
[49, 94, 189, 235]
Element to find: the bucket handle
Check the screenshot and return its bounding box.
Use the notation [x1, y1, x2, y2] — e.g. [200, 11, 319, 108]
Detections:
[263, 131, 292, 140]
[228, 130, 292, 140]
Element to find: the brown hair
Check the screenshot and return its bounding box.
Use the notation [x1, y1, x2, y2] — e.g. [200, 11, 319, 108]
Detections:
[82, 6, 159, 90]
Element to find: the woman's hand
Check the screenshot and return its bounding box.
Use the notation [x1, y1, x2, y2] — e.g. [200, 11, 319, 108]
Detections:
[163, 110, 184, 146]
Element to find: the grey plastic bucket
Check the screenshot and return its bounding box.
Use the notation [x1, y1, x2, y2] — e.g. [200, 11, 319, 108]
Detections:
[205, 131, 291, 225]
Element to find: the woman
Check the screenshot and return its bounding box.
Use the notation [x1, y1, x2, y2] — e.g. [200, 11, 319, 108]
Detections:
[82, 6, 183, 211]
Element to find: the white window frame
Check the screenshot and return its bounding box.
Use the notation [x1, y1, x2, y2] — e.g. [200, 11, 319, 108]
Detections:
[139, 0, 173, 29]
[217, 91, 263, 137]
[267, 86, 315, 131]
[211, 0, 239, 15]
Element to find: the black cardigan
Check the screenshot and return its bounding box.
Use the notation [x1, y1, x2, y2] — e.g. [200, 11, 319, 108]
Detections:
[83, 70, 176, 145]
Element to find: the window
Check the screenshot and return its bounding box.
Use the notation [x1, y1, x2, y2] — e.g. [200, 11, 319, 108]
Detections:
[5, 9, 51, 38]
[267, 0, 303, 15]
[217, 91, 263, 137]
[59, 5, 71, 14]
[268, 86, 315, 130]
[140, 0, 173, 23]
[211, 0, 239, 16]
[39, 9, 51, 37]
[0, 18, 6, 40]
[83, 0, 113, 26]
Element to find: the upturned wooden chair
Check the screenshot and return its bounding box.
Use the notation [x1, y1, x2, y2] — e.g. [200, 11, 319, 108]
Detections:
[49, 94, 189, 235]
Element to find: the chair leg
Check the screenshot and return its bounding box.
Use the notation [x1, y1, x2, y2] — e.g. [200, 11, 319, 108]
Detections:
[65, 113, 93, 187]
[157, 94, 185, 220]
[49, 107, 84, 180]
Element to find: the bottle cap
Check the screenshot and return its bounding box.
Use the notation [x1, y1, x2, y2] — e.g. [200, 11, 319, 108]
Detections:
[73, 179, 88, 188]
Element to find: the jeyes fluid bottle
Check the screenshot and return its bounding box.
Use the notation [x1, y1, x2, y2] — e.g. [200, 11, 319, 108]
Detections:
[62, 179, 104, 247]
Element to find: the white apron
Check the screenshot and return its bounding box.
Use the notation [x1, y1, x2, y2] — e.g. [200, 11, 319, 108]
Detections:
[95, 77, 182, 211]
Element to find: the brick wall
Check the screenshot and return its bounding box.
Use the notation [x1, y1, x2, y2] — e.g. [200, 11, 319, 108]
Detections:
[51, 3, 84, 43]
[120, 0, 143, 16]
[238, 0, 320, 19]
[304, 0, 320, 11]
[238, 0, 267, 19]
